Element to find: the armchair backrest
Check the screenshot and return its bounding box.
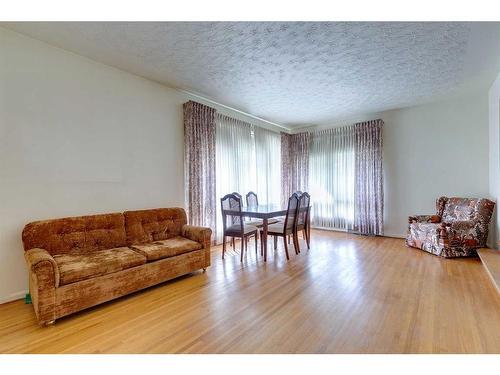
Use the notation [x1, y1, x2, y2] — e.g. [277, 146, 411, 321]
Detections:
[437, 196, 495, 225]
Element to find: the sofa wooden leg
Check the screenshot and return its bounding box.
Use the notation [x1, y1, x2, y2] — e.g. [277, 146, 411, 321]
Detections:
[45, 320, 55, 326]
[202, 268, 206, 272]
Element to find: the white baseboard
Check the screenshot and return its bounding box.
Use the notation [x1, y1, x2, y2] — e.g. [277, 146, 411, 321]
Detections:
[312, 226, 406, 240]
[383, 232, 406, 239]
[0, 290, 28, 305]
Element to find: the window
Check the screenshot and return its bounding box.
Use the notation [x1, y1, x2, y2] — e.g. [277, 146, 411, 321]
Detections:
[309, 126, 355, 230]
[215, 114, 281, 239]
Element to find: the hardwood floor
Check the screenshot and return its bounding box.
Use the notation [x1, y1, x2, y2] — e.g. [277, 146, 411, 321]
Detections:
[478, 248, 500, 294]
[1, 230, 499, 354]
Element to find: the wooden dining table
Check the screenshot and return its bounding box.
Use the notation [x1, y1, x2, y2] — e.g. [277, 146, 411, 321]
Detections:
[225, 203, 287, 262]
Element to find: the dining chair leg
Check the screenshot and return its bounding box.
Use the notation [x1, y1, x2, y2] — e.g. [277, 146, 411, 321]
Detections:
[232, 238, 235, 248]
[245, 236, 248, 252]
[305, 228, 310, 249]
[254, 234, 258, 255]
[293, 232, 300, 254]
[260, 231, 264, 256]
[292, 232, 297, 254]
[274, 236, 277, 250]
[288, 235, 291, 244]
[294, 231, 300, 253]
[240, 237, 244, 262]
[222, 236, 226, 259]
[283, 236, 290, 260]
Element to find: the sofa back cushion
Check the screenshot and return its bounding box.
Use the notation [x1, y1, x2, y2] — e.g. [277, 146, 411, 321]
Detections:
[124, 208, 187, 245]
[441, 197, 495, 224]
[22, 213, 127, 255]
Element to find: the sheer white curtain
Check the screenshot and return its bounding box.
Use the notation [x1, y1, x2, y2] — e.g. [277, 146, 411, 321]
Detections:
[309, 126, 355, 230]
[254, 126, 281, 206]
[215, 114, 281, 240]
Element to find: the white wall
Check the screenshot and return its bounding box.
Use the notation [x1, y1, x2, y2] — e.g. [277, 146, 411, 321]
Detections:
[383, 93, 490, 238]
[295, 93, 491, 239]
[0, 28, 284, 303]
[488, 72, 500, 248]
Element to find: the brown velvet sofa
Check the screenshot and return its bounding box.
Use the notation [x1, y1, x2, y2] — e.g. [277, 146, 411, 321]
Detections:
[22, 208, 211, 325]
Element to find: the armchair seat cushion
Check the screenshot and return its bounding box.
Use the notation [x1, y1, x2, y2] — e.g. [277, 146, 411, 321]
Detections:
[54, 247, 147, 286]
[130, 236, 202, 262]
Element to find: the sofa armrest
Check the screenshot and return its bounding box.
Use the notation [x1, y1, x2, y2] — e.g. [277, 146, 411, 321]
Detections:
[182, 225, 212, 247]
[25, 248, 60, 288]
[408, 215, 441, 224]
[24, 248, 59, 325]
[182, 225, 212, 268]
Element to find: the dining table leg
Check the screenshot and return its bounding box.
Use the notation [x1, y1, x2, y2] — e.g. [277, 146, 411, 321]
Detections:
[262, 217, 268, 262]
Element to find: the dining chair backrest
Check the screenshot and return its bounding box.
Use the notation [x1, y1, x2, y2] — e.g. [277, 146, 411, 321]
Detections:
[246, 191, 258, 207]
[231, 192, 243, 204]
[297, 192, 310, 227]
[221, 194, 244, 233]
[283, 193, 300, 232]
[295, 191, 303, 197]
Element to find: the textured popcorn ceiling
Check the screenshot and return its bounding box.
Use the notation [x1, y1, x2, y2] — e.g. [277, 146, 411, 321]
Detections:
[3, 22, 500, 128]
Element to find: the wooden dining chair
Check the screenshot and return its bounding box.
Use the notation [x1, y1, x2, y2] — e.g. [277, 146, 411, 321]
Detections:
[231, 192, 243, 202]
[246, 191, 258, 207]
[259, 193, 300, 260]
[221, 193, 258, 261]
[286, 191, 304, 244]
[228, 192, 243, 248]
[295, 192, 311, 252]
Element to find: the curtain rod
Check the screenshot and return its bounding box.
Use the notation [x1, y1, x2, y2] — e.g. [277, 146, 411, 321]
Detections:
[178, 89, 291, 133]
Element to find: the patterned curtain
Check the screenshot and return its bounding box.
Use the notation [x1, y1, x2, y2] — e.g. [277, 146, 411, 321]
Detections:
[183, 101, 216, 234]
[281, 132, 310, 207]
[354, 119, 384, 235]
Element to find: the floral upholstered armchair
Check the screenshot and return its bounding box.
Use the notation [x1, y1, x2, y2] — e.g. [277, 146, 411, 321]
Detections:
[406, 197, 495, 257]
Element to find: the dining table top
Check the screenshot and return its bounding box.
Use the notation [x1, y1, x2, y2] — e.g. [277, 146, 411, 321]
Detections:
[225, 203, 287, 219]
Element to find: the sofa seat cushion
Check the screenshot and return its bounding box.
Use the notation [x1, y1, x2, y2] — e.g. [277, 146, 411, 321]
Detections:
[54, 247, 147, 286]
[130, 236, 202, 262]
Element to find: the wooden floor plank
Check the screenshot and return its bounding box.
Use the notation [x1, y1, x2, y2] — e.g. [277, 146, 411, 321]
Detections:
[478, 248, 500, 294]
[0, 230, 499, 353]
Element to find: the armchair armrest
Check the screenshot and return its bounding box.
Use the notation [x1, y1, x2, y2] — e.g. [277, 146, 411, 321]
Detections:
[408, 215, 441, 224]
[182, 225, 212, 248]
[440, 219, 478, 234]
[439, 219, 482, 247]
[25, 248, 60, 288]
[442, 219, 478, 230]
